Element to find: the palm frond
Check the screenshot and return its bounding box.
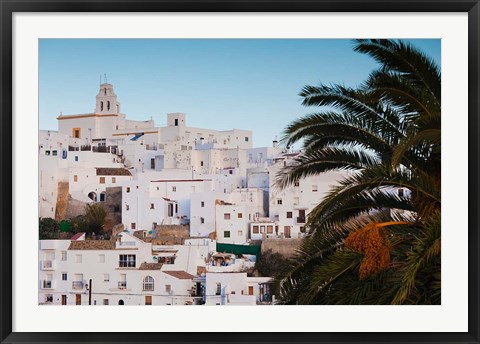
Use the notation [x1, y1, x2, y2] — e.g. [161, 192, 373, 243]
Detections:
[353, 39, 441, 103]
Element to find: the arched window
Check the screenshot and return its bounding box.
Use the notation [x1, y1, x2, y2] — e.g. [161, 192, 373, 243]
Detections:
[143, 276, 154, 291]
[104, 88, 107, 95]
[118, 300, 124, 305]
[88, 192, 97, 202]
[107, 101, 110, 111]
[100, 101, 103, 111]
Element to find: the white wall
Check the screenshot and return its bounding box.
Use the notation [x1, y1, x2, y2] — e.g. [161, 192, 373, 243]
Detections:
[204, 273, 271, 305]
[39, 155, 69, 218]
[268, 157, 348, 238]
[189, 192, 228, 237]
[122, 179, 179, 231]
[215, 204, 251, 244]
[38, 233, 199, 306]
[69, 167, 132, 203]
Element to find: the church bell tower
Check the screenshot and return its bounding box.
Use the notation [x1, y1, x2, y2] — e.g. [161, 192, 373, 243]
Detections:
[95, 82, 121, 114]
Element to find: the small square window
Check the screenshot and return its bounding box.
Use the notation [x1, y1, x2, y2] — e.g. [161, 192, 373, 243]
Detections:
[277, 199, 282, 205]
[245, 137, 249, 142]
[104, 274, 109, 282]
[61, 251, 67, 261]
[98, 254, 105, 263]
[224, 213, 231, 220]
[224, 231, 231, 238]
[294, 181, 300, 187]
[112, 177, 116, 183]
[73, 175, 78, 182]
[165, 284, 171, 293]
[99, 177, 105, 184]
[201, 201, 205, 207]
[103, 299, 109, 305]
[52, 150, 57, 156]
[74, 156, 79, 162]
[150, 203, 155, 209]
[238, 230, 243, 237]
[62, 273, 67, 281]
[126, 187, 130, 193]
[200, 217, 205, 224]
[237, 213, 243, 219]
[172, 186, 177, 192]
[200, 161, 204, 167]
[286, 212, 293, 219]
[131, 223, 136, 230]
[312, 185, 318, 192]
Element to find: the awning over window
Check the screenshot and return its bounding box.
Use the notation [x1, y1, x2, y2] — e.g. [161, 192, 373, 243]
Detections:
[216, 243, 261, 256]
[130, 132, 145, 141]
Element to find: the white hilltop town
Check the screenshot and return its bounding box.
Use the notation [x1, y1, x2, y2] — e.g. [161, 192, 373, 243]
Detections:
[38, 82, 348, 306]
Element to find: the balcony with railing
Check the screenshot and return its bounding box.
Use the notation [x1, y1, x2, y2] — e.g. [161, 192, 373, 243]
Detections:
[72, 281, 84, 290]
[42, 280, 53, 289]
[92, 145, 109, 153]
[145, 144, 160, 151]
[117, 241, 136, 247]
[296, 217, 306, 224]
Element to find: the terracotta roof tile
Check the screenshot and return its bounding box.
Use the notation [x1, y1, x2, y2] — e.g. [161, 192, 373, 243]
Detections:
[68, 240, 116, 250]
[96, 168, 132, 176]
[163, 270, 195, 279]
[139, 262, 163, 270]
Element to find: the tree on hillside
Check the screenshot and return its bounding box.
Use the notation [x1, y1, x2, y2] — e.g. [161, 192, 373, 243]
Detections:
[39, 217, 59, 239]
[84, 203, 107, 235]
[276, 39, 440, 305]
[255, 249, 291, 278]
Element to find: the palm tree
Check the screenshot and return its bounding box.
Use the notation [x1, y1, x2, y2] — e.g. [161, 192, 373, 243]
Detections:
[276, 39, 441, 305]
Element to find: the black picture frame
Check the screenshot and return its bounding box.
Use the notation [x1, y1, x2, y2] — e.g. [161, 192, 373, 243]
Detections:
[1, 1, 479, 343]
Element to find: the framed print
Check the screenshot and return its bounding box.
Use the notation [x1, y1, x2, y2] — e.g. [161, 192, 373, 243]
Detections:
[1, 1, 479, 343]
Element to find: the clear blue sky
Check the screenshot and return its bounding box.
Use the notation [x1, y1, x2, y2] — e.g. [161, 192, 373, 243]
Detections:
[39, 39, 440, 148]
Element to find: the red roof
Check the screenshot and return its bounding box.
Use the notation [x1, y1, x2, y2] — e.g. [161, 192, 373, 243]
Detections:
[162, 270, 195, 279]
[71, 232, 85, 241]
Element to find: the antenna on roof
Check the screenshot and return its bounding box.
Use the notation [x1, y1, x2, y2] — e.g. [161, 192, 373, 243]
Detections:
[104, 74, 108, 83]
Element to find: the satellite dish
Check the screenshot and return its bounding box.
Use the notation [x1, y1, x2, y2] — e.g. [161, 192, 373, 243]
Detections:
[124, 159, 131, 167]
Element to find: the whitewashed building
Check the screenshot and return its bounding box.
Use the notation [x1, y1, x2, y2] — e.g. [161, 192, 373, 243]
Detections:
[204, 272, 272, 305]
[39, 131, 70, 218]
[264, 153, 348, 239]
[38, 232, 275, 306]
[214, 188, 267, 244]
[39, 232, 206, 306]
